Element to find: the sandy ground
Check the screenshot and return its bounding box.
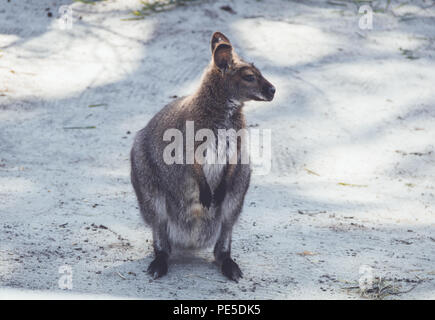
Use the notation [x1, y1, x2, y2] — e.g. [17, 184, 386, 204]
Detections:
[0, 0, 434, 299]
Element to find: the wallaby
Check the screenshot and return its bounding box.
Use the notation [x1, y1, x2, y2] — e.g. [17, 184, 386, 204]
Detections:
[130, 32, 275, 282]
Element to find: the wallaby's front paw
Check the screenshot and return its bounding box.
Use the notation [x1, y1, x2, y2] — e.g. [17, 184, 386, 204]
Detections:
[200, 184, 212, 209]
[213, 180, 226, 207]
[147, 256, 168, 279]
[221, 258, 243, 282]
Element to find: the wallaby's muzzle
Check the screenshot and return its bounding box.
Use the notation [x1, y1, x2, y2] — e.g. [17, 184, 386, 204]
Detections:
[260, 78, 276, 101]
[263, 83, 276, 101]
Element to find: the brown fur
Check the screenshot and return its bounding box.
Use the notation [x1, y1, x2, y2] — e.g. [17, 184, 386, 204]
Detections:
[130, 32, 275, 281]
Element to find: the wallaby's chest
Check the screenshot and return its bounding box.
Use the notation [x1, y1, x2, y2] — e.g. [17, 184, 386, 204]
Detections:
[202, 131, 237, 191]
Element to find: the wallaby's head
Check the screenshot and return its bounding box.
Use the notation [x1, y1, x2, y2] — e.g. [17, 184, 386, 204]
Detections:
[210, 31, 275, 103]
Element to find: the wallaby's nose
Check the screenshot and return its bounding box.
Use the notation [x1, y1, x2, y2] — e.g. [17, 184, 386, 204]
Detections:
[266, 85, 275, 101]
[261, 81, 275, 101]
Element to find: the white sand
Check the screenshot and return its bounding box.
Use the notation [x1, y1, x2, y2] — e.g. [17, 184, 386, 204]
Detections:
[0, 0, 434, 299]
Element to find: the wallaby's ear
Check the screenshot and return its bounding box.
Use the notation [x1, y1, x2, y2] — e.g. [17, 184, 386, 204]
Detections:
[213, 43, 233, 71]
[211, 31, 231, 53]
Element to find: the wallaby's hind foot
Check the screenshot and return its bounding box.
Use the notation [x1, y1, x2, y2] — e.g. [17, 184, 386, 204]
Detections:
[221, 258, 243, 282]
[147, 252, 169, 279]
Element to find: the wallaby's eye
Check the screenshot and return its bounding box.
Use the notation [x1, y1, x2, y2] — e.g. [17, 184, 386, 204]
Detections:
[242, 74, 255, 82]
